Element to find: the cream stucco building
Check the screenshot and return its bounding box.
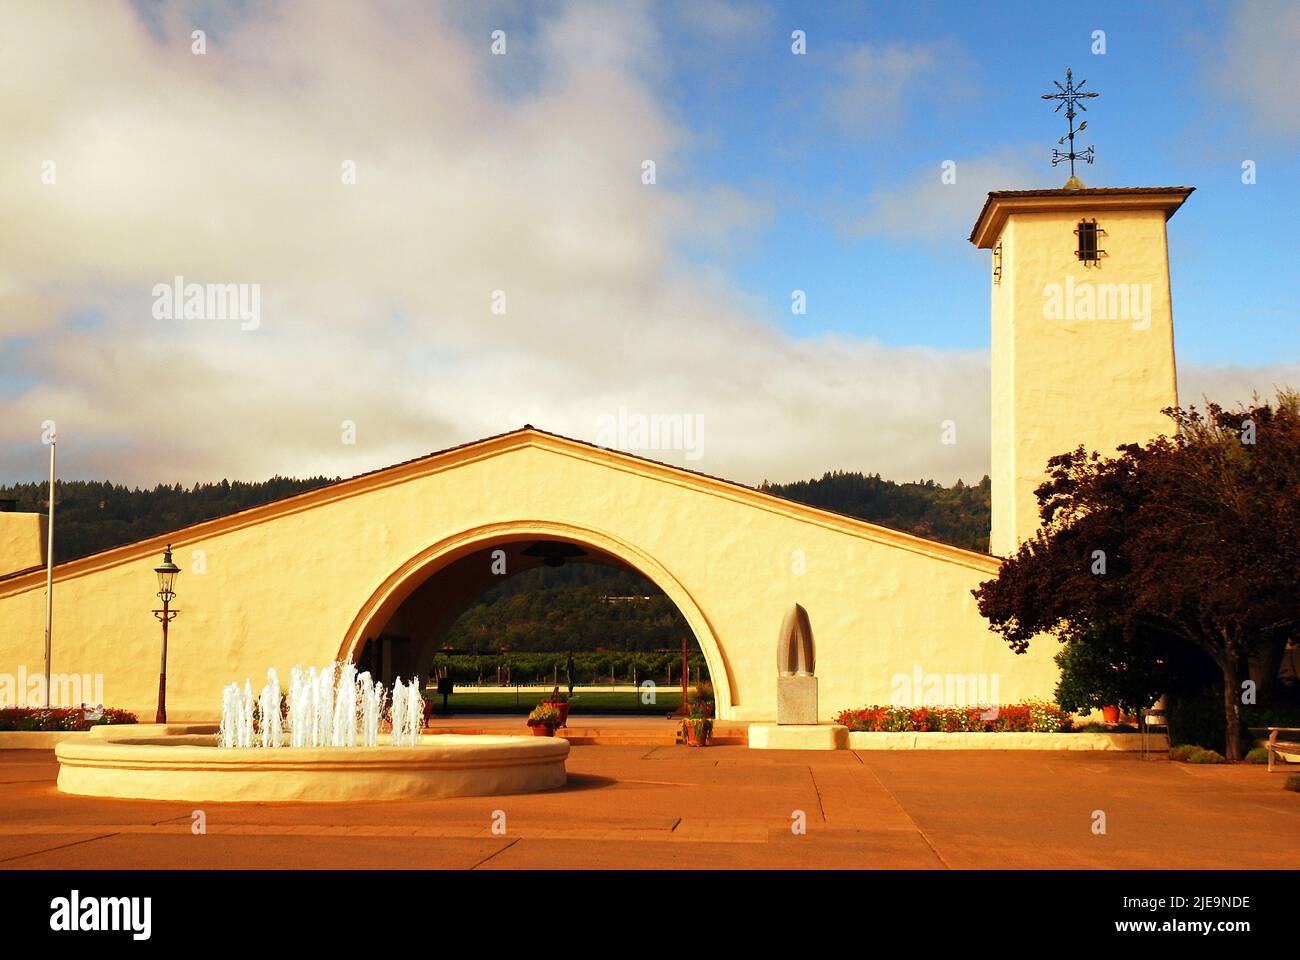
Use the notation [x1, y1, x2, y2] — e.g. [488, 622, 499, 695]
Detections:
[971, 186, 1192, 554]
[0, 184, 1191, 723]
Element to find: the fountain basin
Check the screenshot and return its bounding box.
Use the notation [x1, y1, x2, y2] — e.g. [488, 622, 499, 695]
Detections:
[55, 734, 569, 802]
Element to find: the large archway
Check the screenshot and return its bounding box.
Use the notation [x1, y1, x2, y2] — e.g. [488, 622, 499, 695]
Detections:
[336, 520, 735, 720]
[0, 426, 1056, 723]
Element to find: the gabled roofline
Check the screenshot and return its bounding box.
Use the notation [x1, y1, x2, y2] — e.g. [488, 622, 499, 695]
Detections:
[969, 186, 1194, 248]
[0, 426, 1000, 597]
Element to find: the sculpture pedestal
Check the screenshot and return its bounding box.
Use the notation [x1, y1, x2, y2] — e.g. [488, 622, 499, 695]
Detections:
[776, 675, 818, 725]
[748, 723, 848, 751]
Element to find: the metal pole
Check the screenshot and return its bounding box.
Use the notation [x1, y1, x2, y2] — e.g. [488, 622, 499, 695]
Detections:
[156, 594, 169, 724]
[43, 436, 55, 706]
[681, 635, 688, 705]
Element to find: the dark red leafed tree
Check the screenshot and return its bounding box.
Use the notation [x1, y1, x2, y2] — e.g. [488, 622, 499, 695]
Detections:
[974, 391, 1300, 760]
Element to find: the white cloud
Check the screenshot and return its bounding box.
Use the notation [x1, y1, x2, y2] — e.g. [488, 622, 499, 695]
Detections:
[0, 0, 995, 490]
[0, 1, 1291, 498]
[825, 40, 971, 137]
[1177, 363, 1300, 411]
[1209, 0, 1300, 140]
[848, 146, 1041, 245]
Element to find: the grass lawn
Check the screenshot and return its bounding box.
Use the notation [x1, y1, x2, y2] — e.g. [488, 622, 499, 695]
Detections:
[423, 689, 684, 716]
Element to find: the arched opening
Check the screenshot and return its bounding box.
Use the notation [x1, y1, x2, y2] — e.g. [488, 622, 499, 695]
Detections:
[339, 521, 733, 719]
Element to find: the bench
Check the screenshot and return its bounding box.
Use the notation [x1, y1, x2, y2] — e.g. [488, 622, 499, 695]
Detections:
[1266, 727, 1300, 772]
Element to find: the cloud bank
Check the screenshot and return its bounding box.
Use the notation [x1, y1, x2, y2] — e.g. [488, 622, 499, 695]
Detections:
[0, 1, 1291, 492]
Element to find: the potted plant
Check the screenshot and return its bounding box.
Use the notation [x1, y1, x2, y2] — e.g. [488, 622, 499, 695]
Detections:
[527, 702, 562, 737]
[680, 703, 713, 747]
[544, 686, 570, 727]
[1100, 704, 1120, 724]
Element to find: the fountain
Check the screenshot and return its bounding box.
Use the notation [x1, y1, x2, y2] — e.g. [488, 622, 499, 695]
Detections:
[56, 661, 568, 802]
[389, 675, 424, 747]
[219, 662, 414, 750]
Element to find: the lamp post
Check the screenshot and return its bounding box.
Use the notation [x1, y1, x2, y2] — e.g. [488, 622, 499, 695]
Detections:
[43, 429, 56, 707]
[152, 545, 180, 724]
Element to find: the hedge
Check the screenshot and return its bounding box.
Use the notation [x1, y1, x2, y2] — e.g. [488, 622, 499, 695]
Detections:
[428, 651, 710, 685]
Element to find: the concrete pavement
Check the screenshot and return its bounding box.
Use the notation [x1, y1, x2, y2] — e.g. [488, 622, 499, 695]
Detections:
[0, 744, 1296, 869]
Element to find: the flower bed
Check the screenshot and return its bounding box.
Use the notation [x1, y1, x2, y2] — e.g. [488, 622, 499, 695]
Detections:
[0, 707, 138, 732]
[834, 700, 1071, 734]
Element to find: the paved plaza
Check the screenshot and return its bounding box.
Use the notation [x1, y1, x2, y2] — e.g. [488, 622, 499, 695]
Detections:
[1, 742, 1296, 870]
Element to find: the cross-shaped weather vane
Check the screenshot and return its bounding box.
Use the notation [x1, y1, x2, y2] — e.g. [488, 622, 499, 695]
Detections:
[1041, 68, 1099, 180]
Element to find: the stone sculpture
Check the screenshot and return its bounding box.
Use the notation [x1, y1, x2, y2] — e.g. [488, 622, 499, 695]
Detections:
[776, 603, 817, 724]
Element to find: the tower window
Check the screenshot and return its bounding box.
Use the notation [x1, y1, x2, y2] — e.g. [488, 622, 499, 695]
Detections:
[992, 242, 1003, 285]
[1075, 219, 1105, 265]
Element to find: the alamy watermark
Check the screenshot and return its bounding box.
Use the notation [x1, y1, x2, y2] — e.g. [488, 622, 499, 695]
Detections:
[49, 890, 151, 940]
[890, 665, 1000, 710]
[152, 275, 260, 330]
[0, 667, 105, 711]
[595, 407, 704, 461]
[1042, 278, 1152, 330]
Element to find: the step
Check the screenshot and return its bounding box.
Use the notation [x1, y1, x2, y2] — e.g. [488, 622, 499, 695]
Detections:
[422, 723, 746, 746]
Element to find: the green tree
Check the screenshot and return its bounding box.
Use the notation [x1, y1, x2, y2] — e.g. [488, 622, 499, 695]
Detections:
[761, 472, 991, 552]
[1052, 625, 1175, 717]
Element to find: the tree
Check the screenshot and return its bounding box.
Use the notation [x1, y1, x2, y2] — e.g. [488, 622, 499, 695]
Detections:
[760, 470, 993, 552]
[1052, 624, 1178, 718]
[975, 391, 1300, 759]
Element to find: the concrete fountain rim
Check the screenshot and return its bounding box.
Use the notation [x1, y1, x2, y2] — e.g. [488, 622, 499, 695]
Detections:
[54, 733, 570, 802]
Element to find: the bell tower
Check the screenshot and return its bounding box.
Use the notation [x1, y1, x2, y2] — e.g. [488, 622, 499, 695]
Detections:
[971, 186, 1192, 555]
[970, 71, 1192, 556]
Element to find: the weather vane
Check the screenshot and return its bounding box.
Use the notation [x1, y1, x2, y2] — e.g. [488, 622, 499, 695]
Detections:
[1041, 68, 1098, 181]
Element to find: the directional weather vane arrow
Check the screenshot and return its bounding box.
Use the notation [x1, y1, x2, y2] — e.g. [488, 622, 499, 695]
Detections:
[1042, 67, 1099, 180]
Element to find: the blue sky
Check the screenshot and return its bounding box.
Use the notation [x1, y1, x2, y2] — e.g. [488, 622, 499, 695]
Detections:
[633, 0, 1296, 361]
[127, 0, 1297, 362]
[1, 1, 1296, 486]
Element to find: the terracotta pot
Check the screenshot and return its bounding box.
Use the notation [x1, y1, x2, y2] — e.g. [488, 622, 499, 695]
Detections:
[1101, 705, 1120, 723]
[531, 724, 554, 737]
[684, 724, 709, 747]
[547, 701, 570, 727]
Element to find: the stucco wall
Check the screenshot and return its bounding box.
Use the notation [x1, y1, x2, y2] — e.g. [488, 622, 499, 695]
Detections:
[990, 208, 1178, 555]
[0, 433, 1059, 721]
[0, 512, 45, 578]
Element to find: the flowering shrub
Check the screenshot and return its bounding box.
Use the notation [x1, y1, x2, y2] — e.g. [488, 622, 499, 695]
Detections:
[834, 700, 1071, 734]
[0, 707, 138, 732]
[680, 716, 713, 744]
[526, 703, 561, 728]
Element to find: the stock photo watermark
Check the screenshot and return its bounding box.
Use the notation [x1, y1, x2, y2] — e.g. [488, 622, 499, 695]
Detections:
[890, 665, 1000, 710]
[0, 668, 105, 711]
[152, 276, 261, 331]
[1042, 278, 1152, 330]
[594, 407, 705, 461]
